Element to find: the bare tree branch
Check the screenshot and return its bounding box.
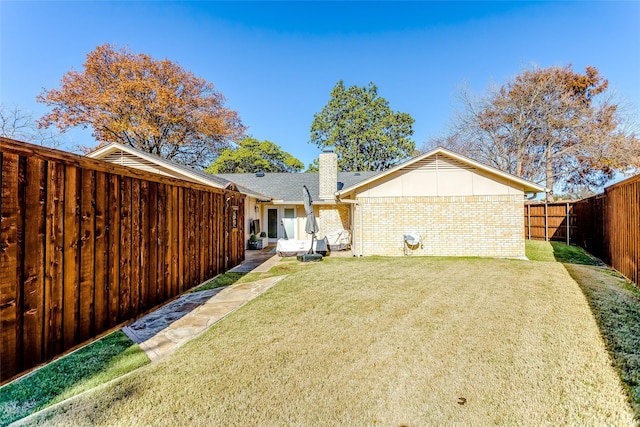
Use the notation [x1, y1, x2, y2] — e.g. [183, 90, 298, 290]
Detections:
[424, 65, 640, 200]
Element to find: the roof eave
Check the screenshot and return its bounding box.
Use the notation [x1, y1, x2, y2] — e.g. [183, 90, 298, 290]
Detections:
[337, 147, 546, 195]
[268, 199, 338, 205]
[85, 142, 123, 159]
[86, 142, 253, 192]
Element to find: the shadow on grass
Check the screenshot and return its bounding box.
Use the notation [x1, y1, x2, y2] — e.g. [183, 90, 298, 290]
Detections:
[0, 331, 149, 426]
[536, 240, 640, 420]
[526, 240, 640, 419]
[193, 258, 320, 294]
[525, 240, 603, 266]
[192, 272, 248, 293]
[549, 241, 604, 266]
[564, 264, 640, 421]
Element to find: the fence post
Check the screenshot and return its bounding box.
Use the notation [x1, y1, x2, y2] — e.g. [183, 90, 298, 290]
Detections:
[566, 202, 570, 245]
[544, 202, 548, 241]
[527, 204, 531, 240]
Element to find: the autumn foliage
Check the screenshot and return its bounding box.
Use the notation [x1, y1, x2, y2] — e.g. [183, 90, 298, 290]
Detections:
[435, 65, 639, 199]
[38, 44, 245, 168]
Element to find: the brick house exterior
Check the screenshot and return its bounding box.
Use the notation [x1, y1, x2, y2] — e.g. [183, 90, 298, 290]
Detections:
[89, 143, 544, 258]
[336, 148, 544, 258]
[353, 195, 524, 257]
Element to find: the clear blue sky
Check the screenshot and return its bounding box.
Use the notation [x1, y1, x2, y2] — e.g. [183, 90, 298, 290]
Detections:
[2, 1, 639, 168]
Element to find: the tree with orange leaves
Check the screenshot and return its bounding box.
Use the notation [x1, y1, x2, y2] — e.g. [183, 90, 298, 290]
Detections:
[37, 44, 246, 168]
[427, 65, 639, 200]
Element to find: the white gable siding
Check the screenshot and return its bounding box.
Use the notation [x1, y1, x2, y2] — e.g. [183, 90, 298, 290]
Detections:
[101, 151, 176, 178]
[354, 154, 523, 198]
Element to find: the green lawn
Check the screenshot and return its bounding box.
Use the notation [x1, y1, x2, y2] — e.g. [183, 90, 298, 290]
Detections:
[0, 331, 148, 426]
[193, 257, 315, 293]
[525, 239, 601, 265]
[20, 252, 636, 426]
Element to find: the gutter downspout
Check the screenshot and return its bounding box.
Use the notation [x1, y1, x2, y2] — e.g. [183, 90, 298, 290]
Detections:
[360, 203, 363, 257]
[337, 197, 362, 257]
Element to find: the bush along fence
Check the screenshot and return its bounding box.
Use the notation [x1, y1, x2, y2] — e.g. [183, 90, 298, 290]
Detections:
[0, 138, 245, 383]
[524, 174, 639, 287]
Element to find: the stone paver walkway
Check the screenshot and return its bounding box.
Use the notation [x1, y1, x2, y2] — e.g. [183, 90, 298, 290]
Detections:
[123, 250, 282, 362]
[229, 249, 281, 273]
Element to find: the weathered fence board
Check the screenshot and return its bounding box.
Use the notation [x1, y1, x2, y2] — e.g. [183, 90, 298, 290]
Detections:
[130, 179, 141, 318]
[0, 137, 245, 383]
[62, 165, 80, 350]
[44, 161, 64, 360]
[23, 157, 46, 369]
[1, 152, 19, 377]
[94, 171, 108, 334]
[79, 168, 95, 343]
[107, 174, 120, 328]
[119, 176, 132, 323]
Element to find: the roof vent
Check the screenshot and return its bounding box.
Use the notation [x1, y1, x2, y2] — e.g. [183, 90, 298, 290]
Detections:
[255, 171, 265, 177]
[354, 172, 360, 176]
[337, 182, 344, 190]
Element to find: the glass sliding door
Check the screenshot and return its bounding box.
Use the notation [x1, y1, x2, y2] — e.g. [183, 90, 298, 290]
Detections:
[267, 209, 278, 239]
[283, 208, 295, 240]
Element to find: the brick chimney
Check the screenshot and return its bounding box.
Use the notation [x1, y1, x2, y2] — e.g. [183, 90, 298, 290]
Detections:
[318, 150, 337, 200]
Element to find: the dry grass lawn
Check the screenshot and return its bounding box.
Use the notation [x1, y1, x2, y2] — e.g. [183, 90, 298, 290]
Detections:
[564, 263, 640, 416]
[21, 256, 635, 426]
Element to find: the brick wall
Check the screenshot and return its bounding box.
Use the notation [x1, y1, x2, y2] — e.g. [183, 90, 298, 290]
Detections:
[318, 151, 338, 200]
[318, 204, 350, 237]
[355, 195, 525, 257]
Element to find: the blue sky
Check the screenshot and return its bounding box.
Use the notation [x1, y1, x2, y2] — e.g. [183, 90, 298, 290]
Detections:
[1, 1, 639, 168]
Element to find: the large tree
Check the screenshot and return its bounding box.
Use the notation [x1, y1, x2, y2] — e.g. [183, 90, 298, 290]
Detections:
[205, 137, 303, 173]
[430, 65, 639, 200]
[0, 103, 63, 147]
[310, 80, 415, 171]
[37, 44, 246, 168]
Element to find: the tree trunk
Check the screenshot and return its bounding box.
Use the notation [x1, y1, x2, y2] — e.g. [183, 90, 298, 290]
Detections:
[545, 148, 554, 202]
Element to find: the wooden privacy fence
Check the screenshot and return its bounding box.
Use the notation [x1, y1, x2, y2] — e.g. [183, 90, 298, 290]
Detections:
[0, 138, 245, 383]
[524, 174, 639, 287]
[573, 176, 639, 286]
[524, 202, 578, 244]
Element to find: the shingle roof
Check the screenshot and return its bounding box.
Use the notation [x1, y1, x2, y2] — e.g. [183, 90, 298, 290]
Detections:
[87, 142, 381, 201]
[215, 171, 377, 203]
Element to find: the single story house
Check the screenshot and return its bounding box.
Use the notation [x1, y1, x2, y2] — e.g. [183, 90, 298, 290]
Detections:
[89, 143, 545, 258]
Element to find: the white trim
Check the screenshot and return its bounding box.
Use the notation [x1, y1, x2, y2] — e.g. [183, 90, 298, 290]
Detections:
[283, 206, 297, 240]
[87, 142, 227, 189]
[87, 142, 270, 200]
[265, 205, 298, 240]
[271, 199, 337, 205]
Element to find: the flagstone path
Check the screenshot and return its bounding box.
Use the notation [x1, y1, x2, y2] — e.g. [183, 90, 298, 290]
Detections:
[123, 249, 282, 361]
